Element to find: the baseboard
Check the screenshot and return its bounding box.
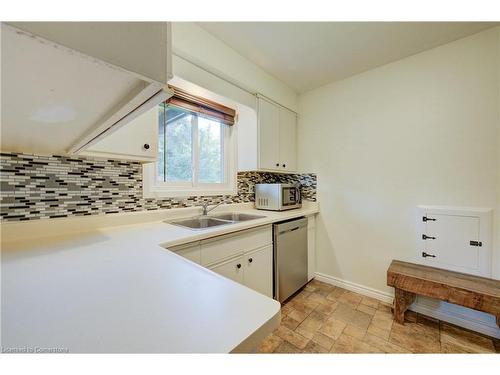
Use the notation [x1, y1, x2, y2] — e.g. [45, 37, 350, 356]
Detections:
[314, 272, 394, 304]
[314, 271, 500, 339]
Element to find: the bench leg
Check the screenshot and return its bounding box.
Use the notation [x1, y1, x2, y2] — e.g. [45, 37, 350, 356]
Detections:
[394, 288, 416, 324]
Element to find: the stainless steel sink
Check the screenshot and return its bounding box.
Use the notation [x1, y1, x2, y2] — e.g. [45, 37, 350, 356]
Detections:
[168, 212, 266, 230]
[169, 217, 231, 229]
[210, 213, 266, 222]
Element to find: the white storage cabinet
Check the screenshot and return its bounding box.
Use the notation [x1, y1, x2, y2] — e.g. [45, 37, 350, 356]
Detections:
[416, 206, 493, 277]
[257, 96, 297, 172]
[169, 226, 274, 298]
[2, 22, 172, 161]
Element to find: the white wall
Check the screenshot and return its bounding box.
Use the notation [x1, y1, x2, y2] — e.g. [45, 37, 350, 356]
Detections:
[172, 23, 298, 112]
[298, 27, 500, 298]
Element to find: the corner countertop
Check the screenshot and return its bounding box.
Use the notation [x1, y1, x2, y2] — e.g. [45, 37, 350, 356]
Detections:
[1, 202, 319, 353]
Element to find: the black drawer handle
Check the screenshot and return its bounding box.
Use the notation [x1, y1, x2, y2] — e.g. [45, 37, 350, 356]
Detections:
[143, 143, 150, 150]
[236, 263, 242, 269]
[422, 234, 436, 240]
[422, 252, 436, 258]
[282, 164, 286, 168]
[248, 258, 253, 263]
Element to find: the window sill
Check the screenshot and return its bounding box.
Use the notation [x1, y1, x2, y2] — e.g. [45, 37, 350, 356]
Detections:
[142, 155, 237, 199]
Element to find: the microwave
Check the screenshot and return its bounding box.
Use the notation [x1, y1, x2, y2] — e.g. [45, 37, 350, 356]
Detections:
[255, 183, 302, 211]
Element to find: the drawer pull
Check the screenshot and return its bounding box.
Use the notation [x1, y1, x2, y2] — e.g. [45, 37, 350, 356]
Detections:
[236, 263, 242, 269]
[422, 252, 436, 258]
[248, 258, 253, 263]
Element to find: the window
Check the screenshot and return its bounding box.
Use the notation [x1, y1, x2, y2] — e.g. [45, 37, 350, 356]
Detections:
[143, 87, 237, 198]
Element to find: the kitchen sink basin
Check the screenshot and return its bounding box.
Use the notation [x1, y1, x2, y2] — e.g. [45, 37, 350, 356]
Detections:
[169, 217, 232, 229]
[168, 212, 266, 230]
[210, 213, 266, 222]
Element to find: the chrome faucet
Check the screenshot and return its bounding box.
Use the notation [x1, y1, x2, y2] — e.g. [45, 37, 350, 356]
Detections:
[200, 201, 225, 216]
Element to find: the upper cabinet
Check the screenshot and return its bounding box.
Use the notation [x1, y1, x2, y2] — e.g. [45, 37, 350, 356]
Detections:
[1, 22, 172, 161]
[80, 106, 159, 162]
[257, 96, 297, 172]
[278, 105, 298, 172]
[257, 98, 280, 170]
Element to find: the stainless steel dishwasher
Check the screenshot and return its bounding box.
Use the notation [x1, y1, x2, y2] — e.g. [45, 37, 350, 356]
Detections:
[273, 217, 308, 302]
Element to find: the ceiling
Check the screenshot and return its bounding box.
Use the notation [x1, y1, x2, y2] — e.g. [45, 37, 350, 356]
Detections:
[197, 22, 498, 93]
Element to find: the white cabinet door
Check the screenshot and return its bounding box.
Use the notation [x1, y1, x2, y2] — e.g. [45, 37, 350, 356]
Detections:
[279, 108, 297, 172]
[423, 214, 481, 274]
[258, 97, 280, 170]
[243, 245, 273, 298]
[307, 216, 316, 281]
[209, 256, 245, 284]
[81, 106, 159, 161]
[417, 206, 493, 277]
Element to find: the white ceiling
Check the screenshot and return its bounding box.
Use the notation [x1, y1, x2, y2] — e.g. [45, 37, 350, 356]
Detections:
[197, 22, 498, 93]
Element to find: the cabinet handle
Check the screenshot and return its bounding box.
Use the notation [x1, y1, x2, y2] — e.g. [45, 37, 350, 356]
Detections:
[143, 143, 150, 150]
[282, 164, 286, 168]
[276, 163, 279, 167]
[248, 258, 253, 263]
[236, 263, 242, 269]
[422, 252, 436, 258]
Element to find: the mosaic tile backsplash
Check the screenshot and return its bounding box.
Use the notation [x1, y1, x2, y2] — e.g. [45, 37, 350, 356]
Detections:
[0, 152, 316, 222]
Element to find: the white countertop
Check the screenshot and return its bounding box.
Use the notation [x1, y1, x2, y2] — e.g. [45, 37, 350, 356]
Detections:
[0, 202, 318, 353]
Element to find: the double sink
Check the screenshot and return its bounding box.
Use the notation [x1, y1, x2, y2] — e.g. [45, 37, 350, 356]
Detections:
[169, 212, 266, 230]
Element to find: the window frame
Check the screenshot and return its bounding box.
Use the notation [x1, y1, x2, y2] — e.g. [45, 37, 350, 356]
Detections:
[143, 105, 237, 198]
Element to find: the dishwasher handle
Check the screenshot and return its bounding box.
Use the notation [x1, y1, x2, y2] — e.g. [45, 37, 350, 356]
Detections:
[275, 219, 307, 235]
[279, 226, 301, 235]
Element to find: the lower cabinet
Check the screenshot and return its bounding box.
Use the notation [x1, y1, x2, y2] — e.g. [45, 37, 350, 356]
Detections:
[209, 246, 273, 298]
[170, 226, 274, 298]
[208, 246, 273, 298]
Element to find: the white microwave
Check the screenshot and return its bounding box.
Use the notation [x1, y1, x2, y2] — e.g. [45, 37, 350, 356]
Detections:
[255, 183, 302, 211]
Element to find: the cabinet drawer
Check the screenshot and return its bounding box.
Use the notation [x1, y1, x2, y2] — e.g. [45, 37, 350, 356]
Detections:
[201, 226, 272, 266]
[169, 242, 201, 264]
[209, 256, 244, 284]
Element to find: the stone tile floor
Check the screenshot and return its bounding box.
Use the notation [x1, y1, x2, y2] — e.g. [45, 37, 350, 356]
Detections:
[258, 279, 500, 354]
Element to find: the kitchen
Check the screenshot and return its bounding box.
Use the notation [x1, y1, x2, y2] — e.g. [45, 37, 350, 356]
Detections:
[1, 1, 500, 372]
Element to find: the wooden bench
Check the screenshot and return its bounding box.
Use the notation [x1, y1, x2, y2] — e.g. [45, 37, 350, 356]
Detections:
[387, 260, 500, 327]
